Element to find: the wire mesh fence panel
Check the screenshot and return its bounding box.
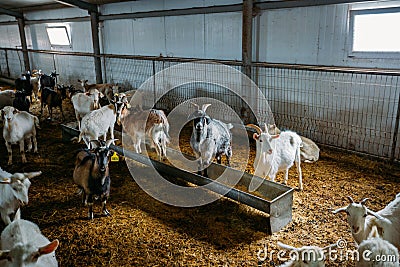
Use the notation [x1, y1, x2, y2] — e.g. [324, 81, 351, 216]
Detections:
[5, 50, 24, 78]
[54, 54, 96, 87]
[256, 65, 400, 159]
[104, 57, 154, 91]
[0, 50, 8, 77]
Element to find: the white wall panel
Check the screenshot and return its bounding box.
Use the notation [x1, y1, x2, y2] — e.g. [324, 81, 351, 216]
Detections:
[204, 12, 242, 60]
[165, 15, 205, 58]
[132, 17, 165, 56]
[102, 20, 134, 55]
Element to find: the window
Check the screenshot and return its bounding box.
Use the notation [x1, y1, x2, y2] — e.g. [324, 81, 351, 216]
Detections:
[349, 7, 400, 58]
[46, 25, 71, 47]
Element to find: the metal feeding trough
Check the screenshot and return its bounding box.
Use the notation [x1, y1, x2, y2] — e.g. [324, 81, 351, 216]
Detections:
[61, 123, 294, 233]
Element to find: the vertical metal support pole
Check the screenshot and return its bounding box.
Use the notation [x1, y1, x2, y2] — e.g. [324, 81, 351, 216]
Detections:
[5, 49, 10, 77]
[242, 0, 253, 79]
[90, 11, 103, 84]
[17, 17, 30, 72]
[391, 78, 400, 161]
[152, 60, 156, 107]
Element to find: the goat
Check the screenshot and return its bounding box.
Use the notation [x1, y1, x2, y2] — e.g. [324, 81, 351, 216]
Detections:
[12, 91, 30, 113]
[78, 101, 124, 148]
[357, 225, 399, 267]
[333, 195, 400, 249]
[276, 242, 336, 267]
[118, 106, 170, 159]
[1, 106, 40, 165]
[30, 70, 41, 102]
[189, 103, 233, 177]
[0, 167, 42, 225]
[0, 90, 15, 110]
[0, 219, 59, 266]
[39, 71, 58, 91]
[266, 125, 320, 163]
[78, 79, 117, 103]
[15, 71, 33, 103]
[70, 89, 101, 131]
[113, 90, 143, 111]
[247, 123, 303, 190]
[73, 139, 115, 219]
[40, 85, 68, 121]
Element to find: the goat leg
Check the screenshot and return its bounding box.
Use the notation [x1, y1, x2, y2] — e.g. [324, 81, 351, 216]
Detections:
[19, 140, 27, 164]
[87, 194, 94, 220]
[101, 195, 111, 217]
[6, 141, 12, 165]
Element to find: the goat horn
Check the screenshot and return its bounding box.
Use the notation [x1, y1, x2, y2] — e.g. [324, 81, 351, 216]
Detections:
[360, 198, 369, 205]
[201, 104, 211, 112]
[347, 196, 355, 203]
[246, 124, 262, 135]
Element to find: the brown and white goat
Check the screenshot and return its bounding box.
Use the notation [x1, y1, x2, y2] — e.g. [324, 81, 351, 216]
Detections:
[78, 79, 118, 103]
[118, 106, 170, 159]
[73, 139, 115, 220]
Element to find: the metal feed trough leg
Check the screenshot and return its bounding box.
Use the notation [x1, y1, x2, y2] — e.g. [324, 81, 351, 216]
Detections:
[61, 123, 293, 233]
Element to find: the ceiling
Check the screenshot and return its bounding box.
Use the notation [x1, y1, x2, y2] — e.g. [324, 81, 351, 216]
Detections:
[1, 0, 134, 11]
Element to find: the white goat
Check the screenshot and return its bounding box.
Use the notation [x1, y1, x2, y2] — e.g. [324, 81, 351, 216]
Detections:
[357, 225, 399, 267]
[1, 106, 40, 165]
[78, 102, 124, 148]
[70, 89, 101, 130]
[0, 219, 59, 267]
[0, 167, 42, 225]
[118, 106, 170, 159]
[266, 125, 319, 163]
[277, 242, 336, 267]
[0, 90, 15, 110]
[247, 124, 303, 190]
[333, 195, 400, 249]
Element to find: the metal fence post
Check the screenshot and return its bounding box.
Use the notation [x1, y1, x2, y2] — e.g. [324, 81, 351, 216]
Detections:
[391, 78, 400, 161]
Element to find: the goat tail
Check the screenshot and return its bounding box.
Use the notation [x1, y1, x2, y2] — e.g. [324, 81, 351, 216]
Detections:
[33, 115, 41, 129]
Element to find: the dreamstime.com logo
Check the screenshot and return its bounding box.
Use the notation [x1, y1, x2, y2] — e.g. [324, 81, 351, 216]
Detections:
[256, 239, 399, 264]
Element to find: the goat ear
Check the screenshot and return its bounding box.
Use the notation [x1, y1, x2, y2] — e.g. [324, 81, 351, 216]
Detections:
[332, 206, 348, 214]
[38, 240, 59, 255]
[13, 108, 19, 114]
[77, 79, 82, 83]
[271, 134, 280, 139]
[0, 250, 10, 261]
[84, 80, 88, 83]
[106, 139, 117, 148]
[205, 116, 211, 125]
[0, 178, 11, 184]
[99, 92, 104, 98]
[253, 133, 260, 141]
[24, 171, 42, 179]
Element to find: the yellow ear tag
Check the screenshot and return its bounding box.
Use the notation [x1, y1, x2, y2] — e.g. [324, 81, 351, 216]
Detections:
[111, 152, 119, 162]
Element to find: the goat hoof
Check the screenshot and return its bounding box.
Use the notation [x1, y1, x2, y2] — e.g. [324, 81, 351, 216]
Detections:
[103, 210, 111, 216]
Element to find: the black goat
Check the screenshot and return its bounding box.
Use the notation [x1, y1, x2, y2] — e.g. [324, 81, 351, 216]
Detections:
[15, 71, 33, 103]
[12, 91, 30, 112]
[73, 139, 115, 220]
[40, 85, 68, 121]
[39, 71, 58, 91]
